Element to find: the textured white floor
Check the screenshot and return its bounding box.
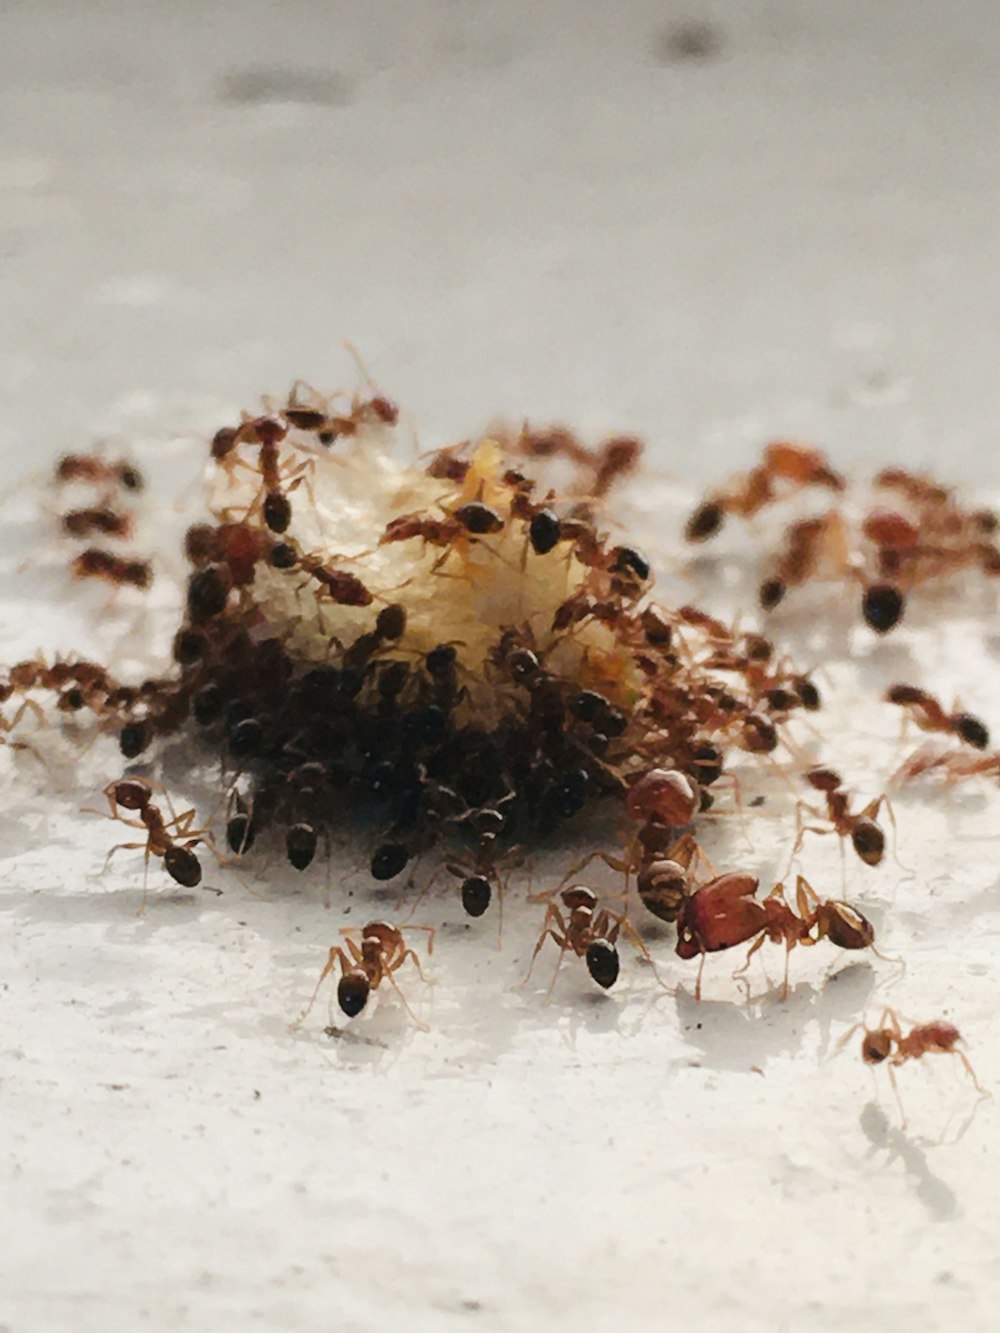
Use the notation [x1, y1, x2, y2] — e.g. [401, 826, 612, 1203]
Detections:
[4, 4, 1000, 1331]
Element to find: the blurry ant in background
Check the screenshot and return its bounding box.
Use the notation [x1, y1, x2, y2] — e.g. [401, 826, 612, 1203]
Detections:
[839, 1009, 987, 1124]
[685, 441, 845, 543]
[512, 425, 643, 500]
[53, 451, 144, 495]
[885, 684, 990, 751]
[297, 920, 434, 1029]
[70, 549, 153, 591]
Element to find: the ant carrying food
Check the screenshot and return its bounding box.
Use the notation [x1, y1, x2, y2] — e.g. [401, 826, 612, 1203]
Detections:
[297, 920, 434, 1029]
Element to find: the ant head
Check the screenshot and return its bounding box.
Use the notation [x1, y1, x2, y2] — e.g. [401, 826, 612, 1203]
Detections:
[561, 885, 598, 913]
[337, 971, 371, 1018]
[585, 940, 620, 990]
[163, 844, 203, 889]
[461, 875, 492, 917]
[851, 818, 885, 867]
[861, 1029, 893, 1065]
[114, 778, 153, 812]
[805, 766, 841, 793]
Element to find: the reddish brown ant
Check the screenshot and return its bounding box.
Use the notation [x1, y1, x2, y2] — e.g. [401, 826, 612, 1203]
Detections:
[297, 920, 434, 1029]
[70, 549, 153, 590]
[686, 441, 845, 542]
[839, 1009, 987, 1123]
[524, 885, 658, 999]
[53, 452, 144, 493]
[87, 777, 211, 892]
[267, 537, 374, 607]
[60, 506, 133, 540]
[793, 767, 891, 869]
[732, 875, 882, 997]
[885, 684, 989, 750]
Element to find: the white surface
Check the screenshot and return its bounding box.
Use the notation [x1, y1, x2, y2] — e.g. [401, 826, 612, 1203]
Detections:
[4, 4, 1000, 1332]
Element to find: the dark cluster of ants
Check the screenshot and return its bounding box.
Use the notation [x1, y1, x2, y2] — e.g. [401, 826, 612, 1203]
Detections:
[685, 442, 1000, 633]
[0, 391, 991, 1105]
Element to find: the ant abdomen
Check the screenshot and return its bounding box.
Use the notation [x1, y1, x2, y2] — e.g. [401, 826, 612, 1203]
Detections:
[585, 939, 620, 989]
[163, 844, 202, 888]
[337, 971, 371, 1017]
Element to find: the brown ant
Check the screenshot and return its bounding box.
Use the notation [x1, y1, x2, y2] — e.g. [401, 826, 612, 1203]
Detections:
[733, 875, 881, 997]
[267, 537, 374, 607]
[60, 506, 133, 540]
[87, 777, 210, 891]
[839, 1009, 987, 1123]
[793, 766, 890, 869]
[686, 441, 845, 542]
[70, 548, 153, 590]
[524, 885, 656, 999]
[885, 684, 989, 750]
[298, 921, 434, 1029]
[891, 745, 1000, 787]
[53, 452, 144, 493]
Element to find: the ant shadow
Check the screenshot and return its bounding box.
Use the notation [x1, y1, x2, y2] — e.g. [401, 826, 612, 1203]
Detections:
[858, 1101, 958, 1222]
[669, 961, 878, 1072]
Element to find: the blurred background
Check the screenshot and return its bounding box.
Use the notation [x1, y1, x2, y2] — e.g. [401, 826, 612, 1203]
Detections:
[5, 0, 1000, 478]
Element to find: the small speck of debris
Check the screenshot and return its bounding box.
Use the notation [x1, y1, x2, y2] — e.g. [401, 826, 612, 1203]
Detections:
[460, 1299, 484, 1313]
[654, 20, 725, 64]
[253, 1089, 261, 1100]
[749, 795, 766, 807]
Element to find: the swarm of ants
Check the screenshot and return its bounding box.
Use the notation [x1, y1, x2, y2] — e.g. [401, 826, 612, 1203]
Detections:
[685, 442, 1000, 633]
[1, 382, 992, 1122]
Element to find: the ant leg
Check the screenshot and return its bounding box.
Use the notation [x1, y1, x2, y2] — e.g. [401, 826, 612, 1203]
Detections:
[545, 850, 630, 901]
[618, 916, 672, 992]
[403, 925, 437, 961]
[293, 946, 350, 1028]
[954, 1050, 989, 1098]
[543, 935, 572, 1005]
[384, 967, 430, 1031]
[887, 1064, 908, 1128]
[694, 950, 707, 1002]
[520, 911, 561, 987]
[732, 932, 767, 991]
[100, 839, 148, 873]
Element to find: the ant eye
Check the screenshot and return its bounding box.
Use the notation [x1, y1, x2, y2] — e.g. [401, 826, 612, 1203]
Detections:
[585, 940, 620, 989]
[337, 972, 370, 1017]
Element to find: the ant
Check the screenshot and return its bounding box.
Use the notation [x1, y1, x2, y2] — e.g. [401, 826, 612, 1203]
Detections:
[891, 745, 1000, 787]
[840, 1009, 987, 1124]
[733, 875, 881, 997]
[442, 803, 518, 925]
[70, 548, 153, 590]
[686, 441, 845, 542]
[53, 452, 144, 493]
[524, 885, 656, 999]
[87, 777, 210, 891]
[60, 506, 133, 540]
[757, 510, 850, 611]
[281, 375, 398, 443]
[298, 920, 434, 1029]
[267, 537, 374, 607]
[885, 684, 990, 750]
[212, 415, 312, 534]
[793, 766, 890, 869]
